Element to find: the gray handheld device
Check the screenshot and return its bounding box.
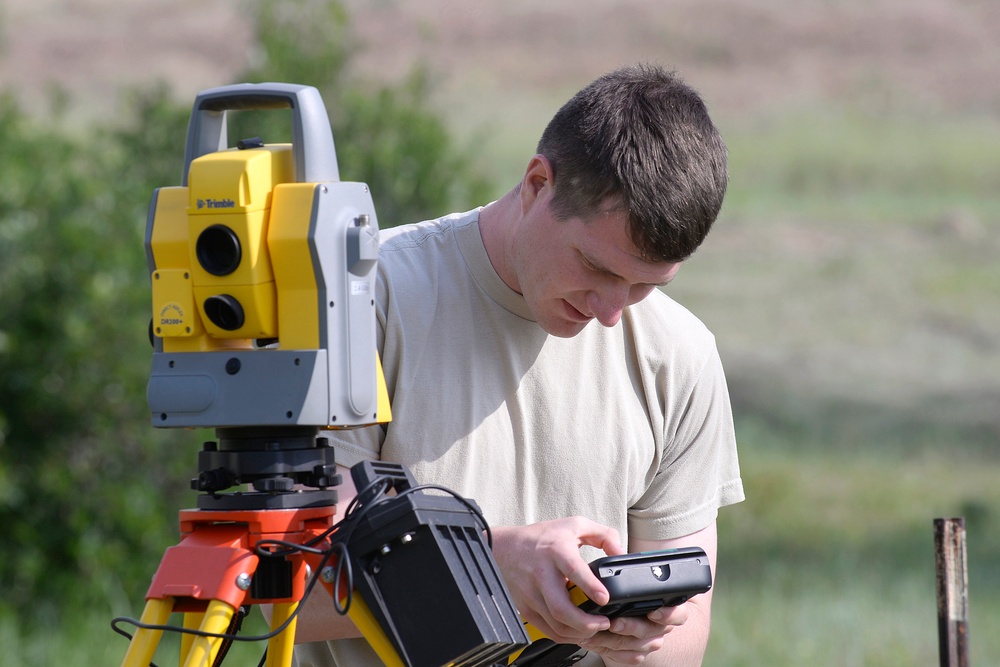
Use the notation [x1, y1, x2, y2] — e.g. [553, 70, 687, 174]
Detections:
[511, 547, 712, 667]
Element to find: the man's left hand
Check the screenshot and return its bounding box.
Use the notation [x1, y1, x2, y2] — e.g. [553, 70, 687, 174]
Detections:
[579, 603, 690, 665]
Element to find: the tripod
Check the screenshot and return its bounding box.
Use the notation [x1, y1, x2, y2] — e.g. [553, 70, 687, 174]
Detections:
[116, 427, 390, 667]
[115, 427, 528, 667]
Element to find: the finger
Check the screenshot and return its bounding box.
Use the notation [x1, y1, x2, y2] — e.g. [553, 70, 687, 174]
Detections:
[528, 564, 609, 641]
[648, 602, 689, 629]
[540, 527, 615, 616]
[555, 518, 627, 607]
[581, 629, 665, 661]
[590, 647, 657, 666]
[606, 615, 667, 640]
[521, 601, 604, 644]
[572, 516, 626, 556]
[556, 560, 612, 608]
[542, 591, 611, 640]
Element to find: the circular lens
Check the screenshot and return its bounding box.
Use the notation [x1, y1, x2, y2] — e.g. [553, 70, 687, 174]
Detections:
[196, 225, 242, 276]
[204, 295, 245, 331]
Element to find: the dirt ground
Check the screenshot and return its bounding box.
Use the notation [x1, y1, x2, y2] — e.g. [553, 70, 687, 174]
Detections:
[2, 0, 998, 127]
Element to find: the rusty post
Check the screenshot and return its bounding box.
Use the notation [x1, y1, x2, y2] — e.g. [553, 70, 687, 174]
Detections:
[935, 517, 970, 667]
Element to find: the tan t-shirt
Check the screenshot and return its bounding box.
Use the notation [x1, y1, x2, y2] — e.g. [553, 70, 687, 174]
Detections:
[299, 208, 744, 666]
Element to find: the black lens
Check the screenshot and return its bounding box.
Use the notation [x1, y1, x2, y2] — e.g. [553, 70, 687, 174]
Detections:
[196, 225, 242, 276]
[204, 295, 245, 331]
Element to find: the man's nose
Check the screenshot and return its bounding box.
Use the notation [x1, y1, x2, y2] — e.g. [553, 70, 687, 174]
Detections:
[586, 284, 630, 327]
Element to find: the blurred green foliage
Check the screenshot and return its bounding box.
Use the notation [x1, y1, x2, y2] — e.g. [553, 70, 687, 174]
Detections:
[0, 0, 490, 638]
[0, 91, 185, 616]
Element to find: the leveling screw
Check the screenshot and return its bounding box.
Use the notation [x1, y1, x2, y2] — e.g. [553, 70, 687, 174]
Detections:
[321, 566, 337, 583]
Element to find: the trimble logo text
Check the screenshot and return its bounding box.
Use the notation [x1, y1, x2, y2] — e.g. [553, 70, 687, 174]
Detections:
[197, 198, 236, 210]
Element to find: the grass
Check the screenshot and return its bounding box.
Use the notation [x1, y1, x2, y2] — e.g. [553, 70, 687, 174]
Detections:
[0, 604, 272, 667]
[722, 108, 1000, 224]
[670, 109, 1000, 413]
[707, 425, 1000, 666]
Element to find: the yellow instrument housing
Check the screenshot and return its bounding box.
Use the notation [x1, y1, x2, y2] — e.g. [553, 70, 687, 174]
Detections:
[187, 145, 292, 340]
[146, 140, 390, 427]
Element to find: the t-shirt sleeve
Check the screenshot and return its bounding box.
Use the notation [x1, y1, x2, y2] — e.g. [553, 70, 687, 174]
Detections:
[628, 344, 745, 540]
[323, 423, 382, 468]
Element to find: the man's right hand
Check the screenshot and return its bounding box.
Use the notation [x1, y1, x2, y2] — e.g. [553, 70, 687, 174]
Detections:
[490, 517, 625, 644]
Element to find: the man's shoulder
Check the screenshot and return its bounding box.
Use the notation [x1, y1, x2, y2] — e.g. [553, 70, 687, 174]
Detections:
[375, 209, 484, 306]
[635, 289, 711, 332]
[380, 208, 479, 254]
[625, 290, 717, 356]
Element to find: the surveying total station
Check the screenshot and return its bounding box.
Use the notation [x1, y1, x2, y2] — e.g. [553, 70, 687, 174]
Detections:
[115, 82, 530, 667]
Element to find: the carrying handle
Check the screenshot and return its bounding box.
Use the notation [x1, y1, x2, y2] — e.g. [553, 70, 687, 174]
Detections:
[181, 82, 340, 185]
[351, 461, 419, 500]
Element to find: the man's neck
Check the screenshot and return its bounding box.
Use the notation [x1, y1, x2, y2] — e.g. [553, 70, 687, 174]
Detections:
[477, 189, 522, 294]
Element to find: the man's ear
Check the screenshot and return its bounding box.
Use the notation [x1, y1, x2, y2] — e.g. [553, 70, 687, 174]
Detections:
[519, 154, 555, 214]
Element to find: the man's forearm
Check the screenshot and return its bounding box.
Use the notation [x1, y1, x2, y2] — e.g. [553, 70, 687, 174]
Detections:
[620, 523, 717, 666]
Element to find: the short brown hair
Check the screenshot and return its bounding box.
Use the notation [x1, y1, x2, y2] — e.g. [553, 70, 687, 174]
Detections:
[537, 64, 728, 262]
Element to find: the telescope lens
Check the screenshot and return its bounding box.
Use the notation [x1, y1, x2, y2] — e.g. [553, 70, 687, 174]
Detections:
[197, 225, 242, 276]
[204, 294, 246, 331]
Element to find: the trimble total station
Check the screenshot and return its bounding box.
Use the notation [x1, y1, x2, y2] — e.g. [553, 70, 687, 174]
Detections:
[119, 83, 529, 667]
[145, 82, 387, 508]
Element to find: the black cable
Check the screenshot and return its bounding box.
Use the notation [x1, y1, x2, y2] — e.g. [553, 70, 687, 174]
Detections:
[213, 605, 251, 667]
[254, 538, 328, 557]
[111, 541, 335, 645]
[395, 483, 494, 547]
[328, 540, 354, 615]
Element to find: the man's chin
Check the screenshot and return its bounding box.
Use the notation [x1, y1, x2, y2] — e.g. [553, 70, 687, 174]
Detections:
[539, 317, 591, 338]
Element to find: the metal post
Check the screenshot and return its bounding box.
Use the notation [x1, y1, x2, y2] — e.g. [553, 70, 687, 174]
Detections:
[935, 517, 970, 667]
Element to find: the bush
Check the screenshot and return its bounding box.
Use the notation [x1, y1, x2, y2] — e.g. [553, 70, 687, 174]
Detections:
[0, 92, 187, 614]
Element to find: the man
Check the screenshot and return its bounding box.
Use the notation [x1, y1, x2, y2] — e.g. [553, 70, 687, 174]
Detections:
[294, 63, 744, 666]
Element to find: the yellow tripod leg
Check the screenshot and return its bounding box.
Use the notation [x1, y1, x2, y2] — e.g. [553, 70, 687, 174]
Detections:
[265, 602, 298, 667]
[348, 596, 405, 667]
[181, 611, 205, 666]
[181, 599, 235, 667]
[120, 598, 175, 667]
